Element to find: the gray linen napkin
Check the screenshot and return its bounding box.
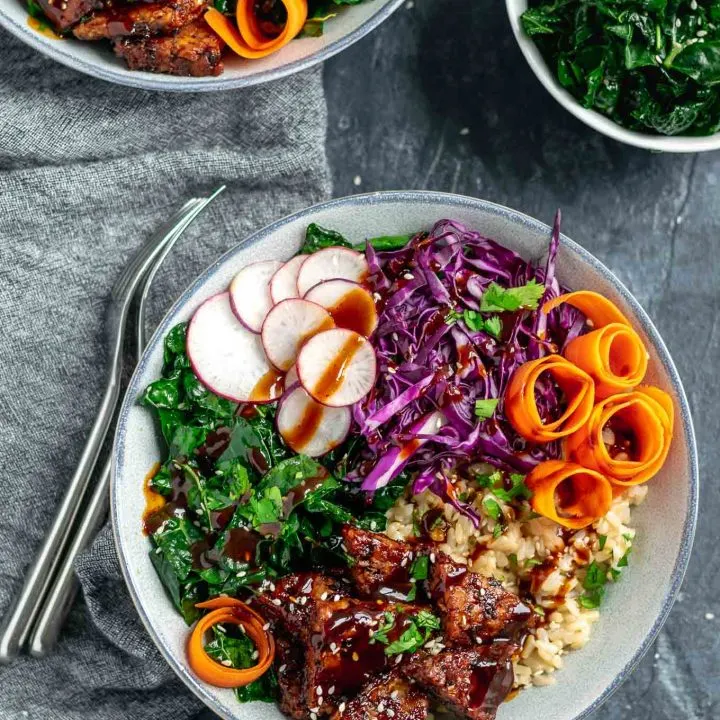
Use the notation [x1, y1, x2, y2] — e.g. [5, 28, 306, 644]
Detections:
[0, 29, 331, 720]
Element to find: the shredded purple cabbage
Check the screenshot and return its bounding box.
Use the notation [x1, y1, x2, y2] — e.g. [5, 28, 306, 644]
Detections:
[349, 214, 583, 524]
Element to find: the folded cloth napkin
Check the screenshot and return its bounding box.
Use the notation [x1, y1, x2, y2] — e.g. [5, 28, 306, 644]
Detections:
[0, 29, 330, 720]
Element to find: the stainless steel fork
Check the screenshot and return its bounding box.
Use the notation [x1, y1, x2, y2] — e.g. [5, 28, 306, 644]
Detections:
[0, 186, 225, 662]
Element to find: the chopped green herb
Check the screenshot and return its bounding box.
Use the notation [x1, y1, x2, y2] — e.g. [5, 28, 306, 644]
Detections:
[370, 612, 396, 645]
[410, 555, 430, 581]
[479, 280, 545, 313]
[493, 524, 503, 539]
[483, 497, 503, 522]
[525, 558, 543, 568]
[617, 548, 632, 568]
[474, 398, 499, 420]
[598, 534, 608, 551]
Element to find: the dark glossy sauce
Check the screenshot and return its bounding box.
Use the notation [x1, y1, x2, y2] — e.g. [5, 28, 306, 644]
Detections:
[421, 508, 448, 543]
[249, 368, 284, 403]
[282, 399, 324, 452]
[313, 605, 413, 697]
[469, 657, 515, 710]
[604, 413, 637, 460]
[534, 370, 568, 424]
[141, 463, 165, 534]
[143, 463, 192, 536]
[311, 333, 367, 403]
[328, 288, 377, 336]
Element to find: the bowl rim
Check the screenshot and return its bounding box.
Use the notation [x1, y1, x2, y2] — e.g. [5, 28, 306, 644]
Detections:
[0, 0, 404, 92]
[111, 190, 699, 720]
[504, 0, 720, 153]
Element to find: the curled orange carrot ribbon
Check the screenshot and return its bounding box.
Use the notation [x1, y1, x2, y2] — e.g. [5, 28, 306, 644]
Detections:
[525, 460, 613, 529]
[505, 355, 595, 443]
[205, 0, 307, 60]
[565, 386, 674, 488]
[543, 291, 648, 398]
[187, 597, 275, 688]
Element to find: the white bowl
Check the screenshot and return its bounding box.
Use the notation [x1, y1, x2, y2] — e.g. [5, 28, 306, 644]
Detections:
[0, 0, 403, 91]
[112, 191, 698, 720]
[505, 0, 720, 152]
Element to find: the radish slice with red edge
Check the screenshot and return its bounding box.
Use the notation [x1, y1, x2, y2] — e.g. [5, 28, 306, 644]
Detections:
[304, 279, 378, 337]
[285, 363, 299, 387]
[361, 411, 447, 491]
[270, 255, 306, 305]
[261, 298, 335, 371]
[296, 247, 369, 297]
[229, 260, 283, 333]
[187, 293, 282, 403]
[297, 328, 377, 407]
[277, 384, 351, 457]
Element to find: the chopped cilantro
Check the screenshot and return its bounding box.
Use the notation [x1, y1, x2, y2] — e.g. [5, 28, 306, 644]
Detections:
[447, 308, 503, 338]
[491, 473, 533, 502]
[598, 534, 608, 551]
[479, 280, 546, 312]
[410, 555, 430, 581]
[416, 610, 441, 631]
[493, 524, 503, 539]
[617, 548, 632, 568]
[508, 553, 518, 567]
[370, 612, 396, 645]
[484, 315, 503, 338]
[474, 398, 499, 420]
[483, 497, 503, 522]
[525, 558, 542, 568]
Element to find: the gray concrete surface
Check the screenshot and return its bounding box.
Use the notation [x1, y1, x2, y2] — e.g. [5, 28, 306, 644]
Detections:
[323, 1, 719, 718]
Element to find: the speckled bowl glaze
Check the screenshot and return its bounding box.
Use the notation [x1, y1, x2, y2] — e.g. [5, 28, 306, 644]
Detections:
[0, 0, 403, 91]
[506, 0, 720, 153]
[112, 191, 698, 720]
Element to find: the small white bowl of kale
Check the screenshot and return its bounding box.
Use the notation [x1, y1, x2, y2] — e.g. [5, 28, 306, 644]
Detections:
[506, 0, 720, 152]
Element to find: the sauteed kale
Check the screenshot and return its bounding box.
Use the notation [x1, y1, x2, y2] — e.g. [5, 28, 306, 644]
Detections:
[141, 323, 405, 628]
[522, 0, 720, 136]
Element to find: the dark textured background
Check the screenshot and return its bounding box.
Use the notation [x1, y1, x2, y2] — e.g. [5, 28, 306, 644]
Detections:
[322, 1, 719, 718]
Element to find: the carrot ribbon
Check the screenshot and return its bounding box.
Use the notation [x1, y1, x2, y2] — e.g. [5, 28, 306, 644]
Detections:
[525, 460, 613, 529]
[187, 597, 275, 688]
[565, 386, 674, 489]
[543, 291, 648, 398]
[205, 0, 307, 60]
[505, 354, 595, 443]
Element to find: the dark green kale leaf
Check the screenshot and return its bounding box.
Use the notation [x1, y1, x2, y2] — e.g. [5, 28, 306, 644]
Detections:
[300, 223, 353, 253]
[205, 626, 278, 703]
[521, 0, 720, 136]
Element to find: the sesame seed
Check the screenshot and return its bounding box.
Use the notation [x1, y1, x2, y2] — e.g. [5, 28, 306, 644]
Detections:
[279, 664, 287, 673]
[263, 623, 270, 631]
[395, 654, 403, 664]
[316, 686, 323, 696]
[387, 366, 397, 374]
[403, 272, 415, 280]
[239, 625, 246, 634]
[459, 127, 470, 136]
[221, 659, 232, 667]
[338, 702, 346, 713]
[353, 175, 362, 186]
[272, 599, 282, 606]
[330, 642, 338, 652]
[334, 594, 341, 602]
[321, 592, 328, 601]
[706, 612, 715, 620]
[290, 603, 296, 613]
[311, 713, 318, 720]
[430, 552, 436, 563]
[251, 650, 259, 660]
[268, 582, 276, 591]
[378, 702, 385, 712]
[328, 685, 335, 695]
[400, 557, 408, 567]
[392, 332, 399, 342]
[387, 710, 396, 718]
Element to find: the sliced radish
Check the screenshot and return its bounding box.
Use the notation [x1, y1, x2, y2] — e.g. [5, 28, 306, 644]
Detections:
[304, 279, 378, 337]
[297, 328, 377, 407]
[229, 260, 283, 333]
[285, 363, 299, 387]
[270, 255, 306, 305]
[296, 247, 370, 297]
[277, 385, 351, 457]
[187, 293, 279, 403]
[261, 299, 335, 372]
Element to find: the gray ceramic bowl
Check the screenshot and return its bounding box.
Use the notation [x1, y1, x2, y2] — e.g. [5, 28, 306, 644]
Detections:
[112, 191, 698, 720]
[0, 0, 403, 91]
[506, 0, 720, 152]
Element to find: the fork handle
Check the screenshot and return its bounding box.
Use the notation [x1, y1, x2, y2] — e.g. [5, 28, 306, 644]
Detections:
[28, 458, 112, 657]
[0, 377, 119, 664]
